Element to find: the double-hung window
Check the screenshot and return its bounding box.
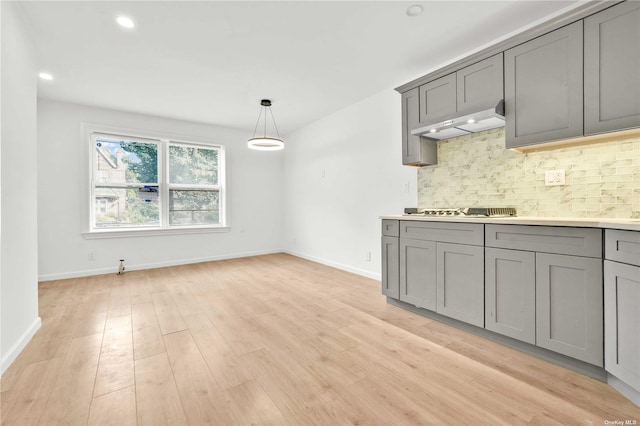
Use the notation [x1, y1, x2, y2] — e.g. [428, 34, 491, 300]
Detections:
[87, 127, 226, 236]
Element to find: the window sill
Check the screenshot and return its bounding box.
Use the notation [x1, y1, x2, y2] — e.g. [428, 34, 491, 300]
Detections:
[82, 226, 230, 239]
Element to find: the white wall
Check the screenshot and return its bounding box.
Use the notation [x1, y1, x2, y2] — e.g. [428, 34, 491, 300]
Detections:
[1, 2, 41, 374]
[37, 100, 283, 280]
[282, 89, 416, 279]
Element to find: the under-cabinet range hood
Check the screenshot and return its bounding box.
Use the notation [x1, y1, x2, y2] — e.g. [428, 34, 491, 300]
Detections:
[411, 100, 505, 141]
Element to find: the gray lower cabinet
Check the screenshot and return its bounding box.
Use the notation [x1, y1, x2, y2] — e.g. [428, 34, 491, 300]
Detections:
[381, 219, 400, 299]
[505, 21, 584, 148]
[485, 247, 536, 344]
[393, 221, 484, 327]
[604, 228, 640, 393]
[401, 87, 437, 166]
[604, 260, 640, 392]
[381, 236, 399, 299]
[536, 253, 603, 367]
[584, 1, 640, 135]
[399, 239, 436, 310]
[485, 224, 604, 366]
[436, 242, 484, 328]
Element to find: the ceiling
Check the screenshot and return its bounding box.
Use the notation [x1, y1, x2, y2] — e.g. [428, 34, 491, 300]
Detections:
[20, 1, 580, 135]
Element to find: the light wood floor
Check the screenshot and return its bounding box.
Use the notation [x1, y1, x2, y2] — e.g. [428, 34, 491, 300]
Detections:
[1, 254, 639, 425]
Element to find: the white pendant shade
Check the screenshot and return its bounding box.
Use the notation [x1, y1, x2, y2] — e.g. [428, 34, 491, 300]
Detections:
[247, 137, 284, 151]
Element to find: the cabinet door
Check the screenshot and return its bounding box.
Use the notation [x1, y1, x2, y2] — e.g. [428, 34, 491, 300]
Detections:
[536, 253, 603, 366]
[585, 1, 640, 135]
[436, 243, 484, 327]
[605, 260, 640, 392]
[399, 239, 437, 310]
[485, 248, 536, 344]
[457, 54, 504, 115]
[401, 88, 437, 166]
[419, 73, 457, 125]
[505, 21, 583, 148]
[381, 236, 399, 299]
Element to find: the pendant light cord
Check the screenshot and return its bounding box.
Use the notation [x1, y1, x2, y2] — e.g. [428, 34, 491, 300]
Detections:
[268, 107, 281, 138]
[251, 104, 281, 139]
[251, 107, 264, 138]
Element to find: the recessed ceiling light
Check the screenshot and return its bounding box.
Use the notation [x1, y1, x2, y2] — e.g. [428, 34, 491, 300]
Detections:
[116, 16, 135, 29]
[467, 119, 476, 124]
[38, 72, 53, 81]
[429, 128, 437, 133]
[406, 5, 424, 17]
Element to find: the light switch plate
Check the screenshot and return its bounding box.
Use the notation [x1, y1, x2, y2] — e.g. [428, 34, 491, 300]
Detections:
[545, 169, 565, 186]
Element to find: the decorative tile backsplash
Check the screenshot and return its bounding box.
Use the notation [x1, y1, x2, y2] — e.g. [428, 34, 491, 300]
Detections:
[417, 128, 640, 218]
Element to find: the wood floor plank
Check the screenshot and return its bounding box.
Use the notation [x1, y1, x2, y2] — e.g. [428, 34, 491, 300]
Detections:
[151, 291, 187, 335]
[190, 326, 254, 391]
[93, 314, 134, 397]
[2, 254, 638, 425]
[134, 352, 188, 426]
[223, 380, 289, 425]
[38, 333, 103, 425]
[0, 357, 64, 426]
[131, 301, 165, 360]
[87, 385, 137, 426]
[163, 330, 237, 425]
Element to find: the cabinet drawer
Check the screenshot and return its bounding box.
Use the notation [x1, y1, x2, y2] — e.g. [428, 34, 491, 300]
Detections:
[382, 220, 399, 237]
[605, 229, 640, 267]
[485, 224, 602, 258]
[400, 221, 483, 246]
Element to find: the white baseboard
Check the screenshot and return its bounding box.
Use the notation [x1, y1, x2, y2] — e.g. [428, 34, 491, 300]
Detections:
[284, 249, 381, 281]
[38, 249, 283, 281]
[1, 316, 42, 375]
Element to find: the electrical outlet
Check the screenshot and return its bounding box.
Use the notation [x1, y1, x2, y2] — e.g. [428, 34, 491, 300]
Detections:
[88, 252, 95, 261]
[402, 182, 410, 193]
[544, 169, 566, 186]
[365, 251, 371, 262]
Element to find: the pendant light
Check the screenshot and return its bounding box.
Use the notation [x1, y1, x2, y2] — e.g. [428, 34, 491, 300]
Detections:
[248, 99, 285, 151]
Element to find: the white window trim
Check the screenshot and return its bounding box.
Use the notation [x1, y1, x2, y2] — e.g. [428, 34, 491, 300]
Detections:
[81, 123, 229, 239]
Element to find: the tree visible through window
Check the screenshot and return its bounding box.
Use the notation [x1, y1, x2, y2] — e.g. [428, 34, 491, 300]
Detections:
[90, 131, 224, 231]
[168, 144, 220, 226]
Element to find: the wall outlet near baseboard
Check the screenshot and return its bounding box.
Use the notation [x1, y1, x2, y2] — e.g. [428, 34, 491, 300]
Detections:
[545, 169, 566, 186]
[365, 251, 371, 262]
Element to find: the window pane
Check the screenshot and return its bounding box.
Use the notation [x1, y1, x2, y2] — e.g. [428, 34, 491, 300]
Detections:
[169, 189, 219, 225]
[94, 187, 159, 228]
[169, 145, 218, 185]
[95, 137, 158, 184]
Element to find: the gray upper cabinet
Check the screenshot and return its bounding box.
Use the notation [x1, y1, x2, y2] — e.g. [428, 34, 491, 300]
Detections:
[457, 54, 504, 115]
[585, 1, 640, 135]
[505, 21, 584, 148]
[419, 73, 457, 125]
[401, 88, 437, 166]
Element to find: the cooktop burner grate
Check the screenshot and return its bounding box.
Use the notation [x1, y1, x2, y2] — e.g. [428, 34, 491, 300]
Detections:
[404, 207, 517, 217]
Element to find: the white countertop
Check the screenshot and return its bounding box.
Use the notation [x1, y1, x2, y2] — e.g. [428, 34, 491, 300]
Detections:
[380, 215, 640, 232]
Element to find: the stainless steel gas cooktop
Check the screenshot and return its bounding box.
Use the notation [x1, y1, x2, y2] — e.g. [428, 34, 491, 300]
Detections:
[404, 207, 517, 217]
